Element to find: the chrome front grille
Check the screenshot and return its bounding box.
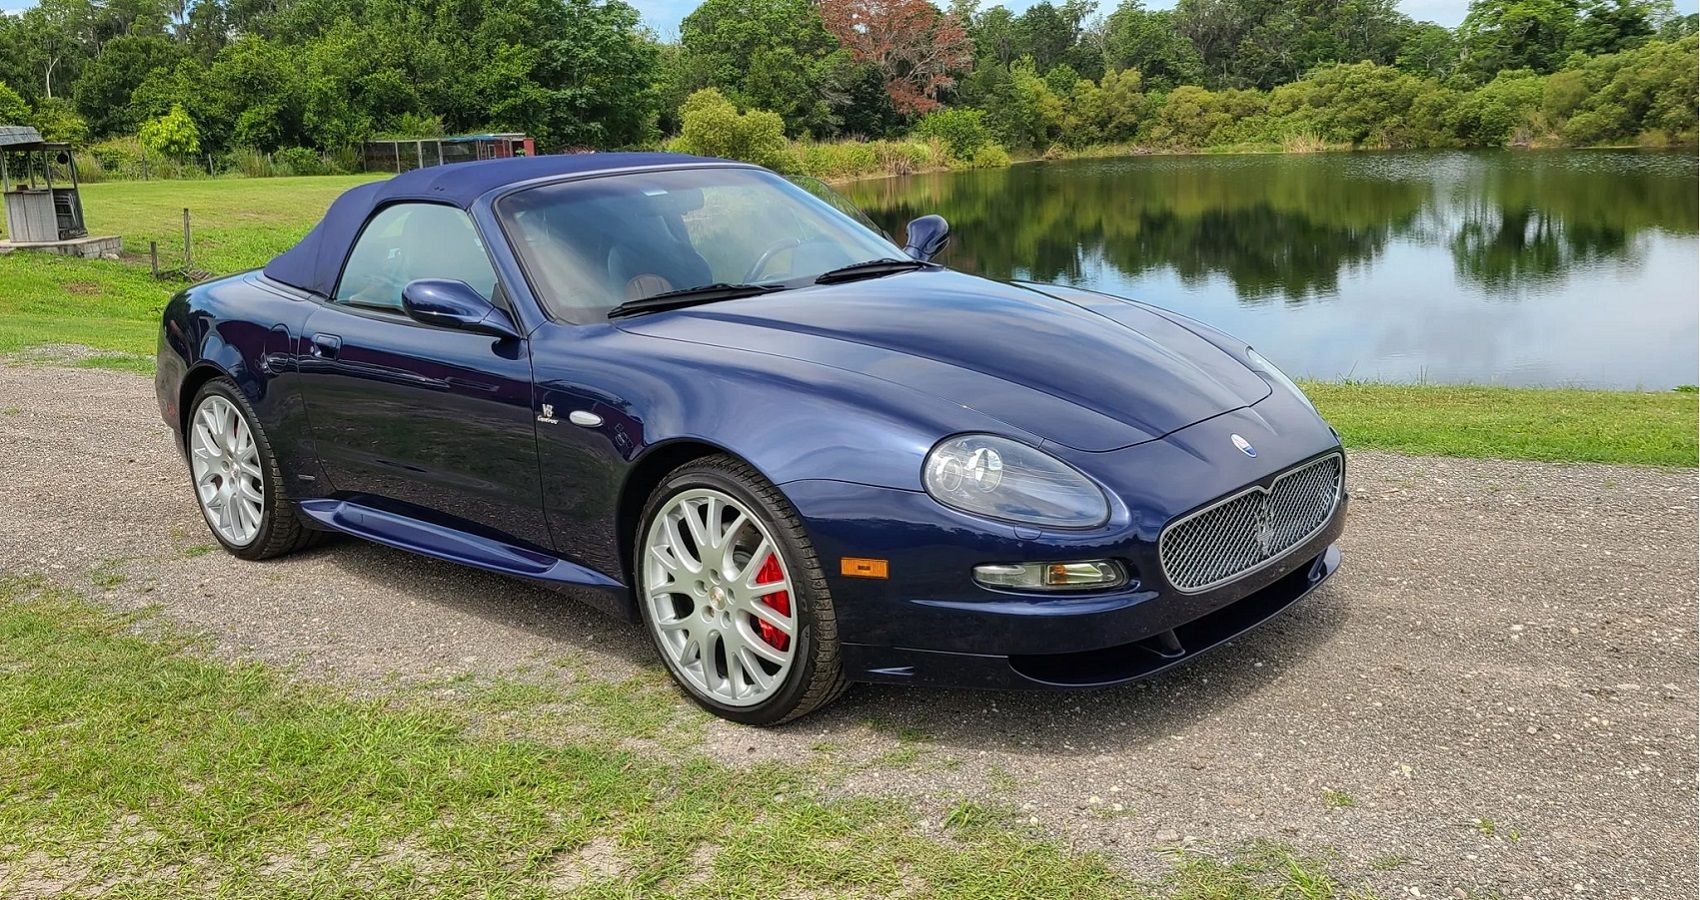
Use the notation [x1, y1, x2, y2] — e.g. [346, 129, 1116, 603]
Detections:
[1159, 453, 1343, 593]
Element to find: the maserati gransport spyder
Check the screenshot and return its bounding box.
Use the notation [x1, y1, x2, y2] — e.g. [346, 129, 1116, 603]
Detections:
[156, 152, 1347, 724]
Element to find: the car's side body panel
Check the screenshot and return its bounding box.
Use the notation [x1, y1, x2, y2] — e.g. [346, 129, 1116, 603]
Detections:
[524, 320, 1040, 585]
[293, 302, 551, 549]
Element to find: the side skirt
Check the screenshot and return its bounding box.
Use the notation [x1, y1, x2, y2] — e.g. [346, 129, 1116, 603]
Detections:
[295, 499, 633, 619]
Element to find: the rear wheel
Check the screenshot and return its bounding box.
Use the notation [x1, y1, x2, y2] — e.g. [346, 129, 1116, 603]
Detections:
[186, 379, 319, 560]
[635, 455, 847, 725]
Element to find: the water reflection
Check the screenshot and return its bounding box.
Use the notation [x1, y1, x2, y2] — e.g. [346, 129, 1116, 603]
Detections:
[842, 151, 1698, 387]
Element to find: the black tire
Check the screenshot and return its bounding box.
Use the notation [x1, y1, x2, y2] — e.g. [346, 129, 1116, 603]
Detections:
[186, 378, 322, 561]
[634, 454, 848, 726]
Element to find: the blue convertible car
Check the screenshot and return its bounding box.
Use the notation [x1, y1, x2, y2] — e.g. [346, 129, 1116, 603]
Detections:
[156, 152, 1347, 724]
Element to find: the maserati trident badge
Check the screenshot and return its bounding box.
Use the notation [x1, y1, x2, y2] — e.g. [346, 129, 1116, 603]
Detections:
[1232, 433, 1257, 458]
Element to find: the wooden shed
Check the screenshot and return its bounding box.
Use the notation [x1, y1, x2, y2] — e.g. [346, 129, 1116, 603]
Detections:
[1, 125, 87, 242]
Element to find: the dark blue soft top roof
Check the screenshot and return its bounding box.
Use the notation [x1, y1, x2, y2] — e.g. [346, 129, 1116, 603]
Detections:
[263, 152, 725, 296]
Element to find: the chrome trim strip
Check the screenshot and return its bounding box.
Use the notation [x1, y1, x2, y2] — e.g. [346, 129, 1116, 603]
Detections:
[1157, 452, 1344, 594]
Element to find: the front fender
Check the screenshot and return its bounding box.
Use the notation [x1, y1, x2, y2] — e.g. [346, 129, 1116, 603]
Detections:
[535, 323, 1031, 492]
[155, 273, 322, 491]
[529, 322, 1026, 585]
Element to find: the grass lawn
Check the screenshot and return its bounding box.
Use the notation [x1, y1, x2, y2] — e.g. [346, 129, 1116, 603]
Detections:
[5, 175, 383, 274]
[1304, 382, 1698, 468]
[0, 174, 1693, 467]
[0, 575, 1367, 898]
[0, 254, 164, 370]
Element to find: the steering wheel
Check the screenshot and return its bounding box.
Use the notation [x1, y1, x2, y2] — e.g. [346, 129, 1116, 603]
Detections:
[743, 237, 805, 283]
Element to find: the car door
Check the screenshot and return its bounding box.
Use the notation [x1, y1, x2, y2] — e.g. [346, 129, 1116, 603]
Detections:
[295, 201, 552, 549]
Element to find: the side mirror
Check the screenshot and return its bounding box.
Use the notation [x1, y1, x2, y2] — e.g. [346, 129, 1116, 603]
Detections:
[401, 279, 520, 339]
[903, 214, 951, 261]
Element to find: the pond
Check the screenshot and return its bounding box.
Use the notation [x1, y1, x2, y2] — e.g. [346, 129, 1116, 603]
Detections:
[839, 151, 1699, 389]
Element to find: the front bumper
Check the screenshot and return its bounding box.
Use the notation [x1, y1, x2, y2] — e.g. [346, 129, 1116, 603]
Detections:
[842, 542, 1339, 689]
[781, 399, 1348, 689]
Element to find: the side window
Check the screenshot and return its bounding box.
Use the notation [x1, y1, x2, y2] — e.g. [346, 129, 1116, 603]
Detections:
[333, 203, 499, 309]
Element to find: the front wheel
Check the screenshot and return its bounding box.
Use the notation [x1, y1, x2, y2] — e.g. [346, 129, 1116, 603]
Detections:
[635, 455, 847, 725]
[185, 378, 319, 560]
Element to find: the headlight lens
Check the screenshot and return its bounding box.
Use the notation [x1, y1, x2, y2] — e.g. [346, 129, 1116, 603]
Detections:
[1247, 348, 1316, 412]
[923, 434, 1108, 528]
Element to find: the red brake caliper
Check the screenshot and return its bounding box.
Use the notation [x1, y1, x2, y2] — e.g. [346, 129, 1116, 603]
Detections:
[753, 553, 790, 652]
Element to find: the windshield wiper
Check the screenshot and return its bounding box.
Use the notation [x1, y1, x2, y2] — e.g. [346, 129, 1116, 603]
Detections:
[814, 258, 932, 285]
[607, 283, 786, 318]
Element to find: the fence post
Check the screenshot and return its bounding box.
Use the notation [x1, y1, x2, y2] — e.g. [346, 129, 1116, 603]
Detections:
[149, 241, 158, 277]
[182, 208, 191, 273]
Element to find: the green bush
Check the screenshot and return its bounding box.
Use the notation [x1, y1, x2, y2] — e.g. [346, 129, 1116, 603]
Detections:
[914, 108, 993, 161]
[0, 81, 30, 127]
[272, 146, 332, 176]
[29, 97, 90, 145]
[139, 104, 202, 160]
[964, 143, 1012, 169]
[674, 88, 788, 170]
[84, 135, 146, 178]
[1446, 70, 1546, 146]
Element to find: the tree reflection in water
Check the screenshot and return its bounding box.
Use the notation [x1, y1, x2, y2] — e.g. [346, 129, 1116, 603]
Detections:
[838, 150, 1698, 386]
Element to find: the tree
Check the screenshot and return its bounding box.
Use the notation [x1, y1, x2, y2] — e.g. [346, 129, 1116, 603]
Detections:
[139, 102, 201, 159]
[1397, 22, 1462, 79]
[679, 0, 839, 134]
[1459, 0, 1582, 76]
[18, 0, 100, 100]
[1103, 1, 1204, 89]
[72, 34, 183, 136]
[30, 97, 91, 143]
[1568, 0, 1669, 55]
[0, 82, 28, 125]
[1173, 0, 1257, 85]
[820, 0, 975, 115]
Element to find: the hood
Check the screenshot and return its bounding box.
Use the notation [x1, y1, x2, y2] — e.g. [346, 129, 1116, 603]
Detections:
[613, 270, 1270, 451]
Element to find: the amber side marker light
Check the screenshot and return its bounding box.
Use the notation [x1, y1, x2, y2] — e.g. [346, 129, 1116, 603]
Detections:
[841, 557, 889, 578]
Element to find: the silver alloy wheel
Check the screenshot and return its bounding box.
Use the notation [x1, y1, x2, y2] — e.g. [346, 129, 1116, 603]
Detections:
[189, 394, 265, 546]
[642, 488, 798, 707]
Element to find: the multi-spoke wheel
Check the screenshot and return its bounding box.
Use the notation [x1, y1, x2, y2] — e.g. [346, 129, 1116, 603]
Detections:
[190, 394, 264, 546]
[636, 455, 847, 725]
[185, 379, 319, 560]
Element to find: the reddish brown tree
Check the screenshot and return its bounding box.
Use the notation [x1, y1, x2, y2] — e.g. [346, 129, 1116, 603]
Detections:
[820, 0, 974, 115]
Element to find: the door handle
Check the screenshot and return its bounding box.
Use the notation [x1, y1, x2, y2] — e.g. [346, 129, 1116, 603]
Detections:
[309, 333, 341, 359]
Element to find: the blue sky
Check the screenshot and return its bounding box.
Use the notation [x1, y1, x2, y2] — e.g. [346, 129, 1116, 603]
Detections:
[2, 0, 1696, 39]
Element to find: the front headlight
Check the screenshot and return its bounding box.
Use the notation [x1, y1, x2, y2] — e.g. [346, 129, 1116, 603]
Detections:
[923, 434, 1109, 528]
[1247, 348, 1316, 413]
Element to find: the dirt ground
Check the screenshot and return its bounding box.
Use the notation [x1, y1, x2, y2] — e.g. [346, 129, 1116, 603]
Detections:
[2, 364, 1695, 899]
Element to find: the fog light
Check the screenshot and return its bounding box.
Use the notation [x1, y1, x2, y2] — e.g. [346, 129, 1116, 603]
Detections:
[973, 560, 1126, 591]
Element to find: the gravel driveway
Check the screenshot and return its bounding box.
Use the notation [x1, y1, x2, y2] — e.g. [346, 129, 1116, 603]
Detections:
[2, 364, 1694, 899]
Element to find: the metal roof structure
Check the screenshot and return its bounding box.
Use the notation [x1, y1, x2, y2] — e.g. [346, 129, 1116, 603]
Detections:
[0, 125, 50, 148]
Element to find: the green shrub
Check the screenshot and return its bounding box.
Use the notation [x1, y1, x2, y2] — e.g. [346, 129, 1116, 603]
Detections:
[965, 143, 1012, 168]
[272, 146, 331, 176]
[85, 135, 146, 178]
[675, 88, 788, 170]
[1447, 70, 1545, 146]
[914, 108, 992, 161]
[0, 81, 30, 127]
[29, 97, 89, 145]
[139, 104, 202, 160]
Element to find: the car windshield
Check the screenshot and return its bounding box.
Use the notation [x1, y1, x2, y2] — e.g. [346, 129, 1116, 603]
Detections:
[497, 167, 906, 321]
